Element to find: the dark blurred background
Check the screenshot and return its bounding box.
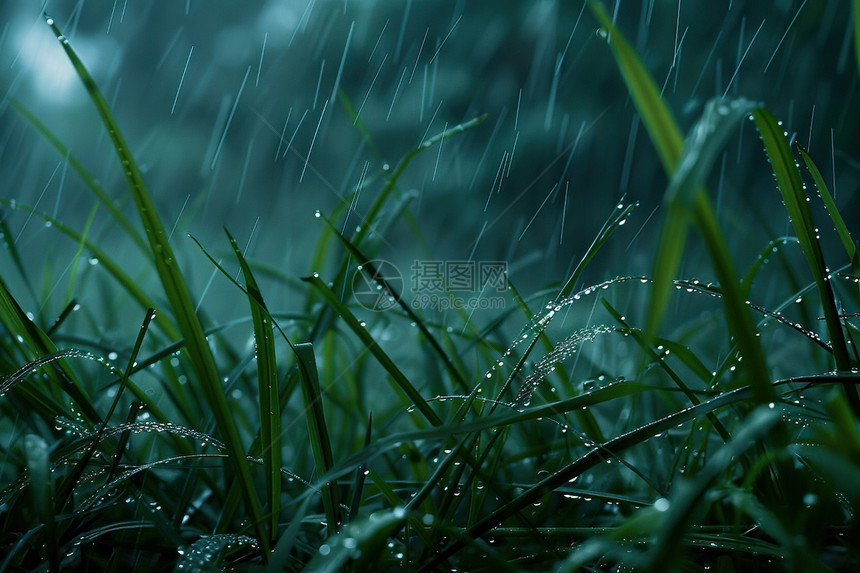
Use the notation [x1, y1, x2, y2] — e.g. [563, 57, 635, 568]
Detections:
[1, 0, 859, 336]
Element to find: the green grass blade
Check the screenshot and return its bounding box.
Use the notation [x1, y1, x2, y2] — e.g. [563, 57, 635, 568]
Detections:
[316, 212, 469, 392]
[798, 146, 860, 282]
[855, 0, 860, 76]
[301, 274, 442, 427]
[590, 1, 771, 402]
[43, 13, 267, 550]
[10, 99, 149, 255]
[24, 433, 58, 572]
[294, 342, 341, 536]
[753, 108, 859, 410]
[227, 229, 282, 542]
[589, 1, 682, 173]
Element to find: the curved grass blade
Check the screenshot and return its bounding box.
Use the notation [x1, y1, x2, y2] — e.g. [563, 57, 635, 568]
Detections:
[226, 229, 281, 542]
[753, 108, 860, 412]
[418, 384, 759, 571]
[642, 406, 780, 571]
[590, 1, 771, 403]
[42, 13, 267, 550]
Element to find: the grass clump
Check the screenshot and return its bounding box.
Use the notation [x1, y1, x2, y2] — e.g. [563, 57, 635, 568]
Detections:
[2, 3, 860, 572]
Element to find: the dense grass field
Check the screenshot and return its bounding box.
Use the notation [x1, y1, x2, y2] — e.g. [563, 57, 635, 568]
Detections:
[2, 1, 860, 571]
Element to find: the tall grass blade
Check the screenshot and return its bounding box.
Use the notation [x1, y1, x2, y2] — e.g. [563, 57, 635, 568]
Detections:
[43, 13, 267, 549]
[798, 146, 860, 285]
[227, 229, 282, 542]
[590, 1, 771, 402]
[753, 108, 859, 412]
[24, 433, 57, 571]
[294, 342, 342, 535]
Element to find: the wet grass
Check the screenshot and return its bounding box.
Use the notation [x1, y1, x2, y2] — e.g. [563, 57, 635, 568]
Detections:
[2, 3, 860, 572]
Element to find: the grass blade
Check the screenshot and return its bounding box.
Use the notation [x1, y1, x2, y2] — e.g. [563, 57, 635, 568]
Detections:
[227, 229, 282, 542]
[753, 108, 859, 411]
[798, 145, 860, 284]
[301, 274, 442, 427]
[591, 1, 771, 403]
[43, 13, 267, 550]
[294, 342, 341, 536]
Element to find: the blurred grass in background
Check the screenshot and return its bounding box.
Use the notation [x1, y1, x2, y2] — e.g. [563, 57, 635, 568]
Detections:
[2, 0, 860, 571]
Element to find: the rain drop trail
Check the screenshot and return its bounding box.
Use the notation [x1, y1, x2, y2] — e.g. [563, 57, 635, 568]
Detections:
[282, 108, 308, 159]
[201, 96, 230, 173]
[806, 104, 815, 149]
[469, 109, 507, 191]
[672, 0, 681, 67]
[52, 152, 69, 220]
[168, 194, 191, 241]
[417, 100, 443, 148]
[155, 27, 184, 71]
[313, 60, 325, 110]
[763, 0, 806, 73]
[343, 161, 369, 234]
[387, 66, 407, 120]
[559, 182, 569, 245]
[330, 20, 355, 104]
[291, 0, 318, 46]
[830, 128, 837, 198]
[468, 220, 487, 261]
[368, 19, 389, 62]
[484, 152, 507, 212]
[394, 0, 412, 62]
[409, 27, 429, 84]
[428, 14, 461, 64]
[256, 32, 268, 87]
[355, 53, 388, 124]
[554, 121, 585, 196]
[171, 45, 193, 115]
[544, 6, 583, 131]
[275, 107, 292, 161]
[722, 18, 765, 97]
[235, 138, 254, 203]
[518, 183, 557, 241]
[15, 161, 60, 244]
[432, 121, 447, 181]
[107, 0, 119, 34]
[211, 65, 251, 170]
[196, 260, 222, 313]
[514, 88, 522, 131]
[690, 27, 723, 98]
[619, 116, 639, 195]
[301, 100, 327, 183]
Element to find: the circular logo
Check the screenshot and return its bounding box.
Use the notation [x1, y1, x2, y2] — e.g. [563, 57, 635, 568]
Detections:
[351, 259, 402, 311]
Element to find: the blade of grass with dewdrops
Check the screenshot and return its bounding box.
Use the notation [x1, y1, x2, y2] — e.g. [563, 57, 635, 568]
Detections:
[42, 13, 267, 550]
[798, 145, 860, 289]
[590, 2, 772, 404]
[753, 108, 860, 412]
[226, 229, 282, 542]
